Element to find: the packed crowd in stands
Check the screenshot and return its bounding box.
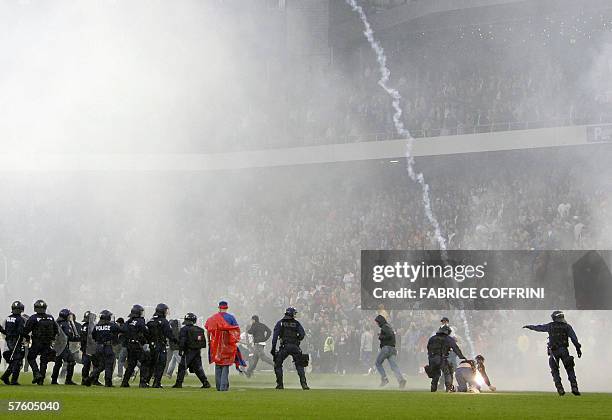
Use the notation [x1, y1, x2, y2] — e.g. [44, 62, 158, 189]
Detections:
[0, 146, 611, 378]
[283, 8, 612, 147]
[363, 0, 414, 13]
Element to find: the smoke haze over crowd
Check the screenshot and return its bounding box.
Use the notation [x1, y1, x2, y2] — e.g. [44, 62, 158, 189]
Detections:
[1, 0, 611, 392]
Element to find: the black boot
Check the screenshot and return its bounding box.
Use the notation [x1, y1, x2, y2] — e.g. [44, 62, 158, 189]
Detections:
[31, 369, 41, 384]
[299, 373, 309, 390]
[571, 383, 580, 396]
[105, 378, 114, 388]
[120, 380, 130, 388]
[196, 371, 210, 389]
[174, 370, 185, 388]
[65, 365, 76, 385]
[275, 371, 284, 389]
[1, 371, 10, 385]
[10, 372, 19, 385]
[555, 382, 565, 396]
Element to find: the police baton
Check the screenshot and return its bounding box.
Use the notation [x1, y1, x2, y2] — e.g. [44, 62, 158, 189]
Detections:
[8, 336, 23, 362]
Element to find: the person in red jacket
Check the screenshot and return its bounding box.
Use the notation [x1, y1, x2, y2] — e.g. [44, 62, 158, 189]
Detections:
[204, 301, 244, 391]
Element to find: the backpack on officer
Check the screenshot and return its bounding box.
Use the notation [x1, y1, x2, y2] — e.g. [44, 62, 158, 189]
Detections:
[186, 324, 206, 350]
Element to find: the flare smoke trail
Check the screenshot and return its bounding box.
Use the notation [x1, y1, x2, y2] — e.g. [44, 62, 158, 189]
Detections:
[345, 0, 475, 355]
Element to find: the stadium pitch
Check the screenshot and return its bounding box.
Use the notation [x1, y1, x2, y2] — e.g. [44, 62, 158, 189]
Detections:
[0, 373, 610, 419]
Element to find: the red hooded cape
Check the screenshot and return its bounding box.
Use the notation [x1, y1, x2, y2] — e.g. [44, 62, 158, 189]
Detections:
[205, 312, 241, 366]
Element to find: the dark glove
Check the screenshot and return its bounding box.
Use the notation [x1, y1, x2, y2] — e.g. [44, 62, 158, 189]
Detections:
[522, 325, 529, 329]
[178, 350, 184, 357]
[577, 348, 582, 358]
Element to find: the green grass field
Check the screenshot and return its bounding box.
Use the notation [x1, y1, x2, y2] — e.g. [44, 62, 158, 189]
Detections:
[0, 372, 610, 419]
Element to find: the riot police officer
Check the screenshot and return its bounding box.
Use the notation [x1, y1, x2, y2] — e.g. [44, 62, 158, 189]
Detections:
[425, 325, 466, 392]
[23, 300, 58, 385]
[142, 303, 177, 388]
[50, 309, 77, 385]
[80, 311, 102, 386]
[270, 307, 309, 390]
[172, 313, 211, 389]
[524, 311, 582, 396]
[59, 312, 81, 380]
[121, 304, 149, 388]
[84, 310, 120, 387]
[1, 301, 26, 385]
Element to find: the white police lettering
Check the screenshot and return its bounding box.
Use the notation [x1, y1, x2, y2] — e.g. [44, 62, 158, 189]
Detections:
[96, 325, 112, 331]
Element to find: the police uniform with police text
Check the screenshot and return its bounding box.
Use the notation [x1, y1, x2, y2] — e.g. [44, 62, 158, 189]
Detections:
[23, 302, 58, 385]
[172, 314, 210, 388]
[426, 327, 465, 392]
[271, 309, 309, 390]
[121, 308, 149, 388]
[524, 311, 581, 395]
[143, 308, 177, 388]
[85, 316, 120, 387]
[1, 303, 26, 385]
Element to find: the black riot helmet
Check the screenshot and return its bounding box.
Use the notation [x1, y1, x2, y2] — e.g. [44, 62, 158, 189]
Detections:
[183, 312, 197, 325]
[33, 299, 47, 314]
[100, 310, 112, 322]
[155, 303, 169, 317]
[82, 310, 92, 323]
[58, 308, 71, 320]
[551, 310, 565, 323]
[285, 307, 297, 318]
[130, 304, 144, 318]
[11, 301, 24, 315]
[438, 325, 452, 335]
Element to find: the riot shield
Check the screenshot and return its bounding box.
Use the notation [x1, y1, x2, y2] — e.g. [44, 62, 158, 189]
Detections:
[53, 321, 68, 354]
[68, 316, 81, 362]
[86, 312, 97, 356]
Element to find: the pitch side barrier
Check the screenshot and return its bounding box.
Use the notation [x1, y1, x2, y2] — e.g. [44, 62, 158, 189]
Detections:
[0, 124, 607, 172]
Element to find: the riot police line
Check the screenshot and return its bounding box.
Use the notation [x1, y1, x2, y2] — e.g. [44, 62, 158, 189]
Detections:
[1, 299, 582, 395]
[0, 299, 310, 390]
